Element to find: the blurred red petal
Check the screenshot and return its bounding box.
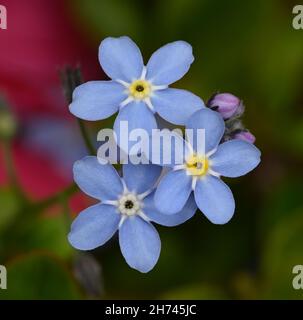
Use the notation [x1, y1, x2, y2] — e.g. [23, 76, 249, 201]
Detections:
[0, 0, 102, 117]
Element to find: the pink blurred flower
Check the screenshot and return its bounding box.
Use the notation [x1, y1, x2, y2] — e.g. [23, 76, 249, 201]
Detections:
[0, 0, 101, 116]
[0, 0, 102, 203]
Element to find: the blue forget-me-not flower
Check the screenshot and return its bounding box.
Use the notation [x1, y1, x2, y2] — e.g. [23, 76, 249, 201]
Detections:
[152, 108, 261, 224]
[69, 36, 204, 150]
[68, 157, 197, 273]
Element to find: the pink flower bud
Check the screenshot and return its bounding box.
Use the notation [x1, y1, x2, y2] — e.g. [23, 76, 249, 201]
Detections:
[234, 130, 256, 144]
[209, 93, 240, 119]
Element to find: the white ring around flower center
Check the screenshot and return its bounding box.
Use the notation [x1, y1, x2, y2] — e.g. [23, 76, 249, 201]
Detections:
[128, 79, 152, 100]
[116, 66, 168, 111]
[117, 193, 142, 216]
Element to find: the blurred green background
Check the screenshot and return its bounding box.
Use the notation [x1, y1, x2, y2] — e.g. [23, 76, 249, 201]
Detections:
[0, 0, 303, 299]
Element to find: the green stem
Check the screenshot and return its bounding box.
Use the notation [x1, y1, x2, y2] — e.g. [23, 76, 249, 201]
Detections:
[2, 140, 26, 202]
[59, 193, 72, 232]
[31, 183, 78, 213]
[2, 183, 78, 251]
[59, 66, 95, 156]
[77, 119, 96, 155]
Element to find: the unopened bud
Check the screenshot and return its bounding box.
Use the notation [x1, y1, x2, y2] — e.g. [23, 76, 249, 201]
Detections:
[234, 130, 256, 144]
[209, 93, 241, 119]
[60, 66, 83, 104]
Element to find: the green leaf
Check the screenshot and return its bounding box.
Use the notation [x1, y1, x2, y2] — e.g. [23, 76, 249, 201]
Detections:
[0, 188, 19, 232]
[16, 214, 74, 259]
[0, 252, 82, 299]
[27, 214, 74, 257]
[2, 213, 74, 260]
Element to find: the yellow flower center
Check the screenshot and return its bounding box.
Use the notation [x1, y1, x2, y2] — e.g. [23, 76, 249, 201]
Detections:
[129, 80, 151, 99]
[186, 154, 209, 176]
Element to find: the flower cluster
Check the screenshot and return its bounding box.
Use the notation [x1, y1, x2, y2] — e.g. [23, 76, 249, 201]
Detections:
[68, 36, 261, 273]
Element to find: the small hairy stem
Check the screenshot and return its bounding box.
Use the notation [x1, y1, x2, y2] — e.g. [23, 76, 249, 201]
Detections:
[60, 66, 96, 155]
[77, 118, 96, 155]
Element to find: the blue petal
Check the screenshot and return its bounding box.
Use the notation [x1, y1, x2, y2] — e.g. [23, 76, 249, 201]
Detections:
[210, 140, 261, 177]
[73, 156, 123, 201]
[194, 175, 235, 224]
[69, 81, 126, 121]
[146, 41, 194, 85]
[99, 36, 144, 82]
[123, 163, 162, 194]
[186, 108, 225, 154]
[154, 169, 192, 214]
[144, 192, 197, 226]
[68, 204, 120, 250]
[152, 88, 205, 125]
[119, 216, 161, 273]
[114, 101, 157, 154]
[147, 130, 191, 167]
